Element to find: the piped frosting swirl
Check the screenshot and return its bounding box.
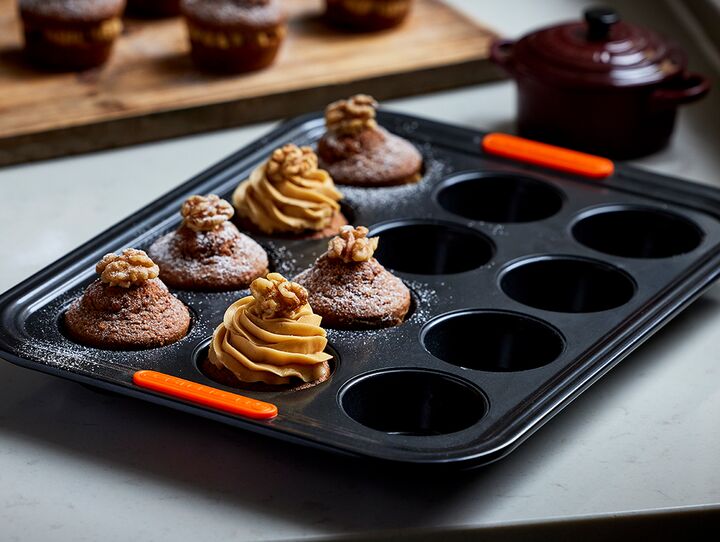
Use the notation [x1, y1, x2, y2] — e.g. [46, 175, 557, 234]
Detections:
[232, 144, 343, 234]
[208, 273, 332, 385]
[325, 94, 378, 136]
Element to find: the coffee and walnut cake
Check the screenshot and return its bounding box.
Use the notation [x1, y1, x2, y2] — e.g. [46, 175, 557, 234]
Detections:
[201, 273, 333, 391]
[233, 144, 347, 239]
[294, 225, 411, 329]
[64, 249, 191, 349]
[318, 94, 423, 187]
[148, 194, 268, 291]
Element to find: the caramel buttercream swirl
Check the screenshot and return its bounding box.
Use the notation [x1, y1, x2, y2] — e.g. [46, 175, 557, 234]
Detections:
[208, 273, 332, 385]
[327, 225, 378, 263]
[232, 144, 343, 235]
[325, 94, 378, 136]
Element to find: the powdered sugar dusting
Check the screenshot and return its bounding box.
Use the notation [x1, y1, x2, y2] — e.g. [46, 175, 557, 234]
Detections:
[16, 288, 209, 378]
[340, 146, 451, 217]
[147, 224, 268, 289]
[404, 278, 439, 325]
[181, 0, 285, 27]
[20, 0, 124, 20]
[9, 118, 468, 403]
[264, 242, 302, 277]
[324, 277, 439, 346]
[294, 256, 410, 328]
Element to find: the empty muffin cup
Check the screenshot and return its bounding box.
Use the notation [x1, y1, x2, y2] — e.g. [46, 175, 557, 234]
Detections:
[370, 220, 494, 274]
[421, 310, 564, 371]
[501, 256, 635, 312]
[435, 172, 564, 223]
[339, 369, 487, 435]
[572, 206, 703, 258]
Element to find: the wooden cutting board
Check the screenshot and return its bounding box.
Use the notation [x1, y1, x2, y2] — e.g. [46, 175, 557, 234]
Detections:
[0, 0, 500, 167]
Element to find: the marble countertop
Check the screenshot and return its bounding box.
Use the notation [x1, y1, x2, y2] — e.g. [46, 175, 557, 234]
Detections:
[1, 0, 719, 540]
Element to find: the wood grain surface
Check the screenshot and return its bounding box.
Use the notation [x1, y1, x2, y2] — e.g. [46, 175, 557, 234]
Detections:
[0, 0, 500, 166]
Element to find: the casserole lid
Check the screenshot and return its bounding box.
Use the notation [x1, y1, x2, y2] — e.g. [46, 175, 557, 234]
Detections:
[509, 7, 686, 88]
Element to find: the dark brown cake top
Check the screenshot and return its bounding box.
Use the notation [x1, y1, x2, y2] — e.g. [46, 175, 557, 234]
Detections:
[20, 0, 126, 21]
[96, 248, 159, 288]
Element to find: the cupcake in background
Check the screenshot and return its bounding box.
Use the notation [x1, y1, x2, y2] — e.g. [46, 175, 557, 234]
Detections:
[233, 144, 347, 239]
[325, 0, 413, 31]
[180, 0, 287, 73]
[318, 94, 423, 187]
[125, 0, 180, 18]
[19, 0, 126, 71]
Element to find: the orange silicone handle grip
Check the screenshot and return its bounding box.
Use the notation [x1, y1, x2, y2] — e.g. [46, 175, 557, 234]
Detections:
[482, 133, 614, 179]
[133, 370, 278, 420]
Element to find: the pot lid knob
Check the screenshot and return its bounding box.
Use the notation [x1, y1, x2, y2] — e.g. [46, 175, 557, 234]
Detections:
[584, 6, 620, 40]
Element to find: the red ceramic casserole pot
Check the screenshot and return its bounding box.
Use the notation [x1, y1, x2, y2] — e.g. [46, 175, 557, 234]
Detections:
[491, 7, 711, 159]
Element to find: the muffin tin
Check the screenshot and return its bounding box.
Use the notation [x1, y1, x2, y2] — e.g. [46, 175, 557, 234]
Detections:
[2, 111, 720, 468]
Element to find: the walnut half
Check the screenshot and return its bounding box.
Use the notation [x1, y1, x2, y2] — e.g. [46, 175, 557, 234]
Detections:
[181, 194, 234, 232]
[96, 248, 159, 288]
[327, 225, 379, 263]
[250, 273, 309, 319]
[325, 94, 378, 136]
[265, 144, 319, 184]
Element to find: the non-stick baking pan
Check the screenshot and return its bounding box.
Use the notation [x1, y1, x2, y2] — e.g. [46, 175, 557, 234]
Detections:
[2, 110, 720, 468]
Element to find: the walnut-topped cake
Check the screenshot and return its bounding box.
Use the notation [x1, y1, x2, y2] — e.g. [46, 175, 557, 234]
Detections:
[148, 194, 268, 291]
[294, 225, 411, 329]
[201, 273, 333, 391]
[318, 94, 423, 187]
[232, 144, 347, 238]
[64, 249, 191, 349]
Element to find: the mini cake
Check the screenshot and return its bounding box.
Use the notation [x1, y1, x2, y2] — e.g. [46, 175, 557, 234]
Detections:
[325, 0, 413, 31]
[64, 249, 191, 349]
[19, 0, 125, 71]
[180, 0, 287, 73]
[233, 144, 347, 238]
[294, 225, 411, 329]
[125, 0, 180, 17]
[147, 194, 269, 291]
[317, 94, 423, 187]
[202, 273, 333, 391]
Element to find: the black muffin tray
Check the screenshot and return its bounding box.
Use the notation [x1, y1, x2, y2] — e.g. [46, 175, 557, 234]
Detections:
[3, 111, 720, 469]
